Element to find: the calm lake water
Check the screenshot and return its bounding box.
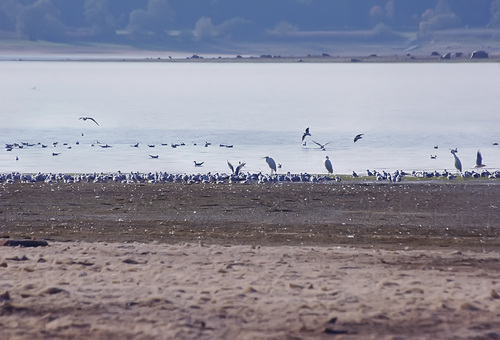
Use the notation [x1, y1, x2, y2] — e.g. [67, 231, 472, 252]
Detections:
[1, 60, 499, 175]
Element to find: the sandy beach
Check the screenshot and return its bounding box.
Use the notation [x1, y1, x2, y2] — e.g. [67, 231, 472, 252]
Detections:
[1, 181, 500, 339]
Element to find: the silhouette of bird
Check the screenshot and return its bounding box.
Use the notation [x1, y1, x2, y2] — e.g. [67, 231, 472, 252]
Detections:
[312, 140, 331, 151]
[451, 149, 462, 172]
[194, 161, 204, 167]
[79, 116, 99, 126]
[475, 150, 485, 168]
[354, 133, 364, 143]
[302, 127, 311, 142]
[264, 156, 277, 173]
[430, 155, 437, 159]
[227, 160, 246, 175]
[149, 154, 159, 159]
[323, 156, 333, 174]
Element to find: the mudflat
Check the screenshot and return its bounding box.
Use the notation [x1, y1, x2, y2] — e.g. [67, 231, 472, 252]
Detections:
[1, 181, 500, 339]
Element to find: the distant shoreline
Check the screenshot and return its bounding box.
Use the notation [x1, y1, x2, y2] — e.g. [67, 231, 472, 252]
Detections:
[1, 39, 499, 63]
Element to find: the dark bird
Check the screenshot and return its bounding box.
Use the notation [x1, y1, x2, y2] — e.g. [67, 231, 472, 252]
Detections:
[430, 155, 437, 159]
[79, 116, 99, 126]
[194, 161, 204, 167]
[474, 150, 485, 168]
[323, 156, 333, 174]
[302, 127, 311, 142]
[52, 152, 61, 156]
[354, 133, 364, 143]
[451, 149, 462, 172]
[312, 140, 331, 151]
[227, 160, 246, 175]
[149, 154, 159, 159]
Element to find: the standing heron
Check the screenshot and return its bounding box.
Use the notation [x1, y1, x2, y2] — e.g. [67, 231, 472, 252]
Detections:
[323, 156, 333, 174]
[264, 156, 277, 174]
[451, 150, 462, 173]
[302, 127, 311, 142]
[475, 150, 485, 168]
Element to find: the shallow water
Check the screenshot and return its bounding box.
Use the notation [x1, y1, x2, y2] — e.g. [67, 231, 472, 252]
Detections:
[1, 61, 499, 175]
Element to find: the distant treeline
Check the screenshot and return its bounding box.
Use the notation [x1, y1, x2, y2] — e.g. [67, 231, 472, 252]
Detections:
[1, 0, 499, 47]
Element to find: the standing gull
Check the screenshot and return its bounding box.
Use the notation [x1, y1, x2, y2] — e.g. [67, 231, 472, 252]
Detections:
[302, 127, 311, 142]
[79, 116, 99, 126]
[474, 150, 485, 168]
[264, 156, 277, 174]
[323, 156, 333, 174]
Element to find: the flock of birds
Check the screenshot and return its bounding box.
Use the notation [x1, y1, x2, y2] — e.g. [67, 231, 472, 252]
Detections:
[3, 120, 499, 185]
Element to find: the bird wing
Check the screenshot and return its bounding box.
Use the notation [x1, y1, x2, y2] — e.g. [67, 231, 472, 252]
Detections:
[235, 162, 246, 175]
[227, 160, 234, 173]
[88, 117, 99, 126]
[476, 151, 482, 166]
[312, 140, 322, 147]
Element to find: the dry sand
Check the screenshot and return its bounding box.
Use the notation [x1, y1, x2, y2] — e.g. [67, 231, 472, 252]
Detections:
[1, 181, 500, 339]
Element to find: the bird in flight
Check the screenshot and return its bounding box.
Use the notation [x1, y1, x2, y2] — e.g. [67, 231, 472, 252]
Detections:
[79, 116, 99, 126]
[312, 140, 331, 151]
[194, 161, 204, 167]
[354, 133, 364, 143]
[302, 127, 311, 142]
[475, 150, 485, 168]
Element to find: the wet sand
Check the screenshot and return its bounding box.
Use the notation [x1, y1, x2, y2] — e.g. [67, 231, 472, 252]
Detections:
[1, 181, 500, 339]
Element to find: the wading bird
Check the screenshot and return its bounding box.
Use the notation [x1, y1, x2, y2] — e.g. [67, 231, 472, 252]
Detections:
[264, 156, 277, 174]
[324, 156, 333, 174]
[451, 149, 462, 173]
[79, 116, 99, 126]
[354, 133, 364, 143]
[302, 127, 311, 142]
[475, 150, 485, 168]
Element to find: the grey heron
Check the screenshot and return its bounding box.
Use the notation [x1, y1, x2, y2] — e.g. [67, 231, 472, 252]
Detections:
[264, 156, 277, 173]
[451, 150, 462, 172]
[324, 156, 333, 174]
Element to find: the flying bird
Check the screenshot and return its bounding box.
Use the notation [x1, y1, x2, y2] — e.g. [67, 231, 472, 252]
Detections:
[149, 154, 159, 159]
[79, 116, 99, 126]
[302, 127, 311, 142]
[194, 161, 204, 167]
[354, 133, 364, 143]
[474, 150, 485, 168]
[451, 149, 462, 173]
[264, 156, 277, 174]
[312, 140, 331, 151]
[323, 156, 333, 174]
[227, 160, 246, 175]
